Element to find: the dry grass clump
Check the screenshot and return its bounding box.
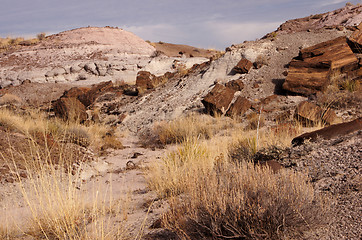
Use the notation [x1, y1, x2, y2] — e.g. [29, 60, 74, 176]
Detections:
[0, 108, 115, 152]
[1, 126, 128, 239]
[154, 113, 237, 145]
[147, 139, 215, 198]
[148, 119, 327, 239]
[340, 79, 360, 92]
[148, 125, 301, 199]
[0, 37, 29, 51]
[100, 135, 124, 150]
[63, 127, 91, 147]
[317, 85, 361, 114]
[21, 168, 127, 239]
[228, 137, 258, 162]
[0, 33, 45, 52]
[8, 150, 128, 239]
[163, 161, 329, 240]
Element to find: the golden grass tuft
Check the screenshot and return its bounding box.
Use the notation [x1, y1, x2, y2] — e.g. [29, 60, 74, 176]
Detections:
[147, 139, 214, 198]
[0, 108, 116, 152]
[153, 112, 238, 145]
[163, 161, 329, 239]
[0, 33, 44, 52]
[11, 148, 129, 240]
[341, 79, 360, 92]
[0, 115, 129, 239]
[148, 114, 329, 239]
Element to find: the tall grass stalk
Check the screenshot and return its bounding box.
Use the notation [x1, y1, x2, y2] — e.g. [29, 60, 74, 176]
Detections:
[0, 117, 128, 239]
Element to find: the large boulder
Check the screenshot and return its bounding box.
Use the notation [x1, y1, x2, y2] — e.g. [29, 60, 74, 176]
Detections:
[233, 59, 253, 74]
[202, 84, 236, 115]
[283, 36, 359, 95]
[52, 97, 88, 123]
[226, 96, 251, 117]
[294, 101, 339, 125]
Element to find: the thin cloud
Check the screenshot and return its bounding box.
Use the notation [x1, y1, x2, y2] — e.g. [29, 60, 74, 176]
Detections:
[124, 24, 180, 42]
[317, 0, 355, 7]
[0, 0, 360, 48]
[203, 21, 282, 47]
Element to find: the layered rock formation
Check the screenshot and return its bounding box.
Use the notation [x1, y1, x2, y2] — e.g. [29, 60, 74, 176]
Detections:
[283, 36, 360, 95]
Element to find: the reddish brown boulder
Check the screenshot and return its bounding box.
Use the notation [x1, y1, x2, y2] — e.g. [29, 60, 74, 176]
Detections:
[202, 84, 236, 115]
[233, 59, 253, 74]
[294, 101, 339, 125]
[53, 97, 88, 123]
[226, 96, 251, 116]
[292, 117, 362, 146]
[136, 71, 155, 91]
[78, 81, 114, 107]
[283, 37, 359, 95]
[136, 71, 167, 93]
[225, 79, 245, 91]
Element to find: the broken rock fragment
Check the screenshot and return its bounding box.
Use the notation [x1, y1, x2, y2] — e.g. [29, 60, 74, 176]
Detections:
[53, 97, 88, 123]
[226, 96, 251, 117]
[233, 59, 253, 74]
[225, 79, 245, 91]
[201, 84, 235, 115]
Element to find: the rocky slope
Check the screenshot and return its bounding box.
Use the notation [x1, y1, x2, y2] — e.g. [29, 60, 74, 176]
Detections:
[0, 4, 361, 239]
[282, 129, 361, 239]
[0, 27, 211, 88]
[113, 27, 358, 134]
[273, 3, 362, 35]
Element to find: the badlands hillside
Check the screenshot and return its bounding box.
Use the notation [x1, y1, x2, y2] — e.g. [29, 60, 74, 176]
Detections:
[0, 3, 361, 240]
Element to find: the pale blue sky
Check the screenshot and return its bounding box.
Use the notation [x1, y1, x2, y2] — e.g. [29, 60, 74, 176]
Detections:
[0, 0, 360, 49]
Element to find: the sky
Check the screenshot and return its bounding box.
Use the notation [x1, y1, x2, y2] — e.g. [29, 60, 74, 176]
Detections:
[0, 0, 360, 49]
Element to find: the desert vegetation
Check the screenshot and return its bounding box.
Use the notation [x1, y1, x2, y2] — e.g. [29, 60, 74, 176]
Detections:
[0, 108, 128, 239]
[0, 4, 361, 239]
[0, 33, 46, 52]
[147, 113, 330, 239]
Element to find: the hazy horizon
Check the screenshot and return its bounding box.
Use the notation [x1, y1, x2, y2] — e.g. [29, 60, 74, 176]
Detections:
[0, 0, 360, 49]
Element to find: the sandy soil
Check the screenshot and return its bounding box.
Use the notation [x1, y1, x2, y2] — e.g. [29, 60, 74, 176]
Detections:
[0, 134, 174, 239]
